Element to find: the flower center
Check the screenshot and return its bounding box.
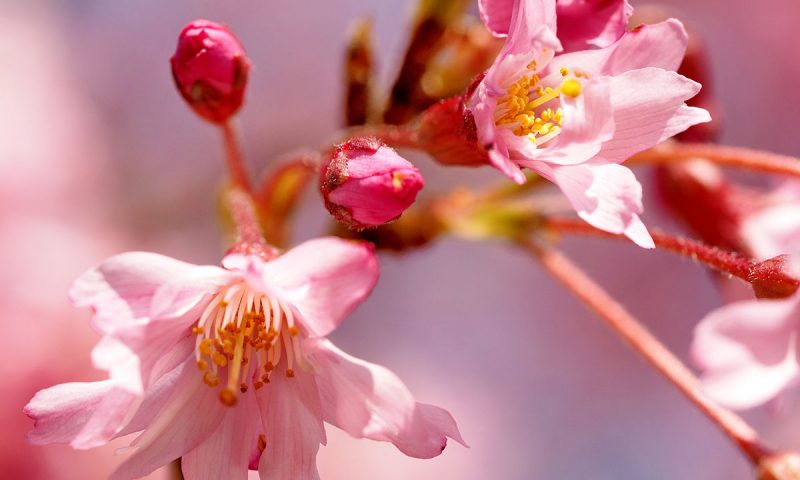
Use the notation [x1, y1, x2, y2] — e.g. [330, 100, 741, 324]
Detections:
[494, 64, 582, 146]
[193, 282, 306, 407]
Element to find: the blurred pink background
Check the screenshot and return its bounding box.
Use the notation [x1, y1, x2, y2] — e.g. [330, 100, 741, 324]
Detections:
[3, 0, 799, 478]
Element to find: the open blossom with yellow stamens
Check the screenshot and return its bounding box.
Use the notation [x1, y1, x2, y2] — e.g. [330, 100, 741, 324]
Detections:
[24, 237, 464, 480]
[460, 0, 712, 248]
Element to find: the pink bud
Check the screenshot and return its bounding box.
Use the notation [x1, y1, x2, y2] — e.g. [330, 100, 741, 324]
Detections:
[170, 20, 250, 123]
[321, 138, 424, 229]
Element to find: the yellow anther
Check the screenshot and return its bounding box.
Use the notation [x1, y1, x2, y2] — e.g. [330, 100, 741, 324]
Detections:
[561, 78, 582, 98]
[212, 351, 228, 367]
[197, 359, 208, 371]
[288, 326, 300, 337]
[199, 339, 214, 355]
[560, 67, 569, 76]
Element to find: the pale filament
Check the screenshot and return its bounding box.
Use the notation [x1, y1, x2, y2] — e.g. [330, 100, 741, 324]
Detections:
[193, 282, 306, 406]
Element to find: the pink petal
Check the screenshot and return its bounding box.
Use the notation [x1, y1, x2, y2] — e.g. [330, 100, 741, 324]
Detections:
[91, 317, 196, 393]
[489, 147, 527, 184]
[548, 19, 688, 77]
[556, 0, 633, 52]
[545, 162, 654, 248]
[25, 380, 138, 450]
[256, 371, 325, 480]
[70, 252, 231, 333]
[596, 68, 710, 163]
[110, 365, 225, 480]
[114, 360, 188, 438]
[181, 391, 259, 480]
[307, 339, 466, 459]
[692, 296, 800, 409]
[244, 237, 379, 338]
[478, 0, 515, 37]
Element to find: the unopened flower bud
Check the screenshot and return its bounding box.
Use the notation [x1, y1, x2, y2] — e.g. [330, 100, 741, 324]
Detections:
[321, 138, 424, 229]
[416, 95, 490, 168]
[170, 20, 250, 123]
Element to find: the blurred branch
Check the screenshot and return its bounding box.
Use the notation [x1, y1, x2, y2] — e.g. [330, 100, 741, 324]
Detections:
[630, 143, 800, 178]
[344, 19, 374, 126]
[383, 0, 468, 124]
[518, 238, 770, 466]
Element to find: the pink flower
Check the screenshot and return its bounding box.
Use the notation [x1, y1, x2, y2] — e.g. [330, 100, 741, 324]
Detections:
[692, 292, 800, 410]
[466, 0, 709, 247]
[170, 20, 250, 123]
[25, 237, 464, 479]
[480, 0, 633, 52]
[321, 137, 424, 229]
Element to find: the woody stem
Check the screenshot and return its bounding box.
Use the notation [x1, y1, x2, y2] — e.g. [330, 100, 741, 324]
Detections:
[518, 238, 770, 465]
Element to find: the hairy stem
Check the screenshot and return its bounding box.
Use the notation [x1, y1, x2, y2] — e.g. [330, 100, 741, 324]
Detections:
[226, 187, 276, 259]
[630, 143, 800, 178]
[519, 238, 769, 464]
[221, 120, 252, 192]
[542, 217, 752, 279]
[541, 217, 799, 298]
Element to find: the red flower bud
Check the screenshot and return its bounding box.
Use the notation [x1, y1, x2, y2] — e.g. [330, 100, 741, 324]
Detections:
[170, 20, 250, 123]
[321, 138, 424, 229]
[416, 95, 489, 168]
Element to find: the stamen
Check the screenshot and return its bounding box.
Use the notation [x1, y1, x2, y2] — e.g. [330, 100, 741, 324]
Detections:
[191, 281, 309, 406]
[494, 66, 583, 146]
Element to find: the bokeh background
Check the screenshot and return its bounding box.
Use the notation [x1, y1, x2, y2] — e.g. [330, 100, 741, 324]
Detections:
[3, 0, 800, 479]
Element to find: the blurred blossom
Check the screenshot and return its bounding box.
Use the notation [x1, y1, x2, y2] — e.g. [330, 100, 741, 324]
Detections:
[0, 4, 167, 479]
[692, 291, 800, 411]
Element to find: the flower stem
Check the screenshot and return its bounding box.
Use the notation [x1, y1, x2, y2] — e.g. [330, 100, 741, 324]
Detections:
[541, 217, 752, 279]
[540, 217, 799, 298]
[221, 120, 252, 192]
[226, 187, 277, 259]
[629, 143, 800, 178]
[518, 238, 770, 464]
